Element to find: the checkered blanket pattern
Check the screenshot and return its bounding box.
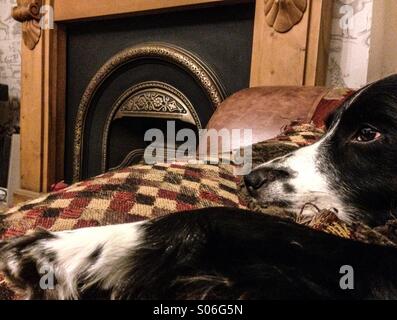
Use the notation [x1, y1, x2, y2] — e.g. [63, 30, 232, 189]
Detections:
[0, 163, 246, 240]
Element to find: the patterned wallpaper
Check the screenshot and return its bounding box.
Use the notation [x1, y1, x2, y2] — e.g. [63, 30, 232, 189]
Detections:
[0, 0, 20, 130]
[326, 0, 373, 89]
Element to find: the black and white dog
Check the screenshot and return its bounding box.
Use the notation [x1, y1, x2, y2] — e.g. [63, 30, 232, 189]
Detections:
[245, 74, 397, 227]
[2, 75, 397, 300]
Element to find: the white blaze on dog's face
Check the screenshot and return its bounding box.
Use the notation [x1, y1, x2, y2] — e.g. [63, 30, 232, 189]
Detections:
[244, 133, 347, 220]
[244, 74, 397, 226]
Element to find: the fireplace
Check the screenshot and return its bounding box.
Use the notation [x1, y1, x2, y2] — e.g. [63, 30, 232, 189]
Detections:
[70, 42, 232, 181]
[12, 0, 332, 198]
[65, 3, 255, 182]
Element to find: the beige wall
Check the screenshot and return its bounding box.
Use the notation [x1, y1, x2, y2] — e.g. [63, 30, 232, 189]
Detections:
[326, 0, 373, 88]
[0, 0, 21, 99]
[0, 0, 21, 128]
[368, 0, 397, 82]
[326, 0, 396, 88]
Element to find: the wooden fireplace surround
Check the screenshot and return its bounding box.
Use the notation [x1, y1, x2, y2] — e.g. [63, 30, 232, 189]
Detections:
[13, 0, 332, 202]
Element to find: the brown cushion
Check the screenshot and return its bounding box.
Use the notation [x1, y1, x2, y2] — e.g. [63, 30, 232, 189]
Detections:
[204, 86, 353, 152]
[310, 88, 355, 127]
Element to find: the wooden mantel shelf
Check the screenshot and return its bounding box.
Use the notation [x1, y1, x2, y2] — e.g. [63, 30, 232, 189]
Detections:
[14, 0, 332, 200]
[54, 0, 228, 22]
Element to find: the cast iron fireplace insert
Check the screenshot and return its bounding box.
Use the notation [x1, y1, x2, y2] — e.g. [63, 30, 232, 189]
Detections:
[65, 2, 255, 183]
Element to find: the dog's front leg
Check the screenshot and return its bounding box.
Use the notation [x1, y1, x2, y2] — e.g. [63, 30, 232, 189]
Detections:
[0, 221, 147, 299]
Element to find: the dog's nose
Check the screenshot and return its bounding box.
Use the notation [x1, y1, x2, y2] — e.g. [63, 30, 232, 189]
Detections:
[244, 168, 290, 190]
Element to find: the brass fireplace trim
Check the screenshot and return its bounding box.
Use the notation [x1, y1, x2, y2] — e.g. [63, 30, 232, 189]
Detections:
[101, 81, 201, 172]
[73, 42, 226, 182]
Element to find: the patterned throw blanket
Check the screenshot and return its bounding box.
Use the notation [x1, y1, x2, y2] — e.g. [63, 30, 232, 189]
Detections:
[1, 122, 397, 299]
[0, 121, 323, 241]
[0, 163, 247, 299]
[1, 163, 246, 239]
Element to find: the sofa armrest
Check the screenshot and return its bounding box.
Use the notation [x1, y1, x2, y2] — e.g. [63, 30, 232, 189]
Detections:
[204, 86, 353, 151]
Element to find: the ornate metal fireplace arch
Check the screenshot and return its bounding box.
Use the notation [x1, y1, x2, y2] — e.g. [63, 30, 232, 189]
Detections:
[101, 81, 202, 172]
[73, 42, 226, 182]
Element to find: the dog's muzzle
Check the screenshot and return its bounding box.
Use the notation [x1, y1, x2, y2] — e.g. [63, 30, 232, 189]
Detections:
[244, 167, 291, 193]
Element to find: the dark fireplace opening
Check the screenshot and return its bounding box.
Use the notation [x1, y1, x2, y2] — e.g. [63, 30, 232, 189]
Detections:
[108, 117, 198, 171]
[64, 2, 255, 183]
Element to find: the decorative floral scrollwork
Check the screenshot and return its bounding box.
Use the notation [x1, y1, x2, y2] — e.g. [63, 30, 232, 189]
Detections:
[264, 0, 307, 33]
[121, 92, 187, 115]
[12, 0, 42, 50]
[102, 81, 201, 173]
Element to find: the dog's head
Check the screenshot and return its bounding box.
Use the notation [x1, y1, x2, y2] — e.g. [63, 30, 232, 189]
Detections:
[244, 75, 397, 226]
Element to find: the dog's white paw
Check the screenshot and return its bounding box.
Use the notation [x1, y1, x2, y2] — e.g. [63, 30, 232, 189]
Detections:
[0, 222, 146, 299]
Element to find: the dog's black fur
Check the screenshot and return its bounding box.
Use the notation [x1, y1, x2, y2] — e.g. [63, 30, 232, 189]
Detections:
[92, 208, 397, 300]
[2, 75, 397, 300]
[2, 207, 397, 300]
[319, 75, 397, 226]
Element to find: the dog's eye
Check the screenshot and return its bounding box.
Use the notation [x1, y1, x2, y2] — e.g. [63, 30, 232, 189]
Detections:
[353, 127, 382, 143]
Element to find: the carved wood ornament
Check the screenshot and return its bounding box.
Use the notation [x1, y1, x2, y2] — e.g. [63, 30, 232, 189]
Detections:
[12, 0, 42, 50]
[264, 0, 307, 33]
